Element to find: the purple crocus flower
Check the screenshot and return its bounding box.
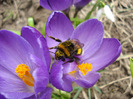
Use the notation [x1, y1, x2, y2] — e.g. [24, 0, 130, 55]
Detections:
[46, 12, 121, 92]
[40, 0, 73, 11]
[74, 0, 91, 9]
[0, 26, 52, 99]
[40, 0, 91, 11]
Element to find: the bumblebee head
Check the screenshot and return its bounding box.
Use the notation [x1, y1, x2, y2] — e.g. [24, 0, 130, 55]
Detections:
[55, 50, 65, 61]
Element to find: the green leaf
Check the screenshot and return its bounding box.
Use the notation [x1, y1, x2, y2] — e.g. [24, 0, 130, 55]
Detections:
[10, 30, 21, 35]
[73, 87, 82, 99]
[130, 58, 133, 78]
[41, 23, 46, 37]
[70, 86, 80, 94]
[28, 17, 35, 27]
[98, 69, 105, 73]
[94, 85, 102, 94]
[59, 90, 71, 99]
[51, 93, 61, 99]
[88, 88, 91, 99]
[70, 17, 85, 28]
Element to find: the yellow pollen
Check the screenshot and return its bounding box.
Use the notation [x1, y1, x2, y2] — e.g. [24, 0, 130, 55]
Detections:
[15, 64, 34, 86]
[68, 69, 77, 77]
[77, 62, 93, 76]
[69, 70, 76, 74]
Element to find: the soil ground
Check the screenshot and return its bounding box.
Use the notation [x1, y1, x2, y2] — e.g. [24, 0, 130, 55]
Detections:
[0, 0, 133, 99]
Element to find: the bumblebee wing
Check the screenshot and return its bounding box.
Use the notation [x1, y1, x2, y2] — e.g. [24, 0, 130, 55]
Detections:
[71, 39, 84, 48]
[71, 39, 84, 55]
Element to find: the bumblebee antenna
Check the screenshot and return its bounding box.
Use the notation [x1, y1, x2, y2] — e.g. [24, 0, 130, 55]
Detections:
[48, 51, 55, 54]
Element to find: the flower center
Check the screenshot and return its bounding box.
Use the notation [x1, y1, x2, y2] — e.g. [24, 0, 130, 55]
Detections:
[69, 62, 93, 76]
[15, 64, 34, 86]
[77, 62, 93, 76]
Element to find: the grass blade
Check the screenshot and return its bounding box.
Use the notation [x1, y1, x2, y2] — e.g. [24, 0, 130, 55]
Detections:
[73, 87, 82, 99]
[10, 30, 21, 35]
[88, 88, 91, 99]
[41, 23, 46, 36]
[94, 85, 102, 94]
[130, 58, 133, 78]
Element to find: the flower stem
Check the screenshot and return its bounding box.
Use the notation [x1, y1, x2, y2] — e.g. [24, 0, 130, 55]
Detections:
[85, 0, 101, 20]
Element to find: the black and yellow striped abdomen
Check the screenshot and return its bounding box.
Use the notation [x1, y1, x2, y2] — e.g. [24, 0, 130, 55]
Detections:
[58, 40, 75, 57]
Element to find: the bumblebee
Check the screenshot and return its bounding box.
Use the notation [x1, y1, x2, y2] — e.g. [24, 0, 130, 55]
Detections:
[48, 35, 84, 63]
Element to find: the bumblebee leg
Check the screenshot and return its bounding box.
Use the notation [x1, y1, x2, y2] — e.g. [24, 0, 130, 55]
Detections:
[49, 51, 55, 54]
[74, 57, 80, 65]
[62, 56, 80, 65]
[67, 38, 70, 40]
[49, 46, 58, 49]
[63, 59, 74, 65]
[47, 35, 62, 42]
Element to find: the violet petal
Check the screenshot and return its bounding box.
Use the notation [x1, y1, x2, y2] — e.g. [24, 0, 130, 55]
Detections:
[0, 30, 34, 75]
[50, 61, 73, 92]
[40, 0, 73, 11]
[31, 55, 49, 96]
[74, 0, 91, 9]
[1, 92, 34, 99]
[75, 72, 100, 88]
[46, 12, 74, 55]
[83, 38, 121, 72]
[0, 66, 33, 93]
[71, 19, 104, 60]
[21, 26, 51, 70]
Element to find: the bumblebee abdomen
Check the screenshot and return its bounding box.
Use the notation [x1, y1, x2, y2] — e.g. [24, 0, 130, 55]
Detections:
[58, 41, 74, 57]
[58, 44, 70, 57]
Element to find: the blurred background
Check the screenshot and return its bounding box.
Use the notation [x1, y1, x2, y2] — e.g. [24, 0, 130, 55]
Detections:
[0, 0, 133, 98]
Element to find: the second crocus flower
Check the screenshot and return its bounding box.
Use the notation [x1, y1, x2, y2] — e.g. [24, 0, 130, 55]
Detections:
[46, 12, 121, 92]
[0, 26, 51, 99]
[40, 0, 91, 11]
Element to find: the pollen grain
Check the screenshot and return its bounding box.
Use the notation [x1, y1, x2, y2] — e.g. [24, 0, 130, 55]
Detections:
[77, 62, 93, 76]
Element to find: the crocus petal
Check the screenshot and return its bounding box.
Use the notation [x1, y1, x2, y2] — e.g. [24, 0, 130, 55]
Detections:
[84, 38, 121, 72]
[63, 62, 77, 74]
[75, 72, 100, 88]
[1, 92, 34, 99]
[104, 5, 115, 22]
[0, 66, 33, 93]
[0, 69, 34, 99]
[0, 94, 6, 99]
[50, 61, 73, 92]
[0, 30, 34, 75]
[73, 0, 81, 3]
[38, 88, 52, 99]
[46, 11, 74, 54]
[21, 26, 51, 70]
[40, 0, 73, 11]
[30, 55, 49, 96]
[74, 0, 91, 9]
[26, 88, 52, 99]
[71, 19, 104, 60]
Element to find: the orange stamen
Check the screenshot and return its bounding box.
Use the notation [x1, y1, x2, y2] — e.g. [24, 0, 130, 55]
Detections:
[15, 64, 34, 86]
[77, 62, 93, 76]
